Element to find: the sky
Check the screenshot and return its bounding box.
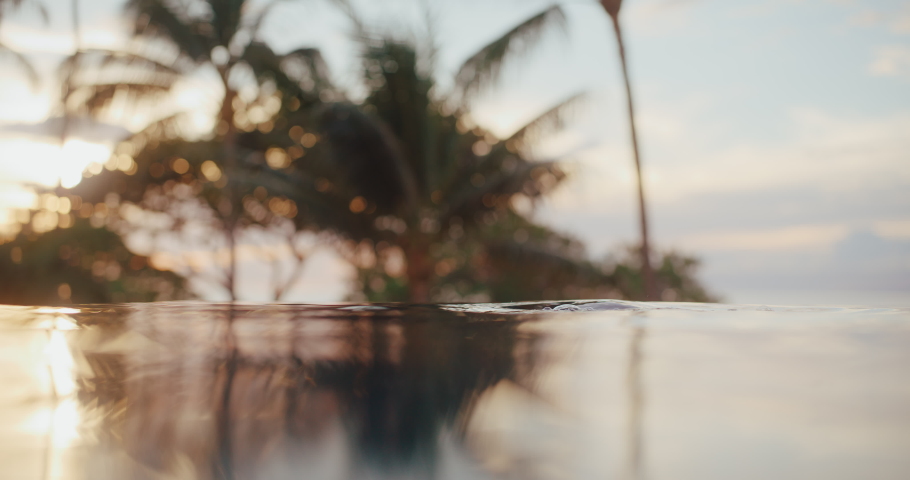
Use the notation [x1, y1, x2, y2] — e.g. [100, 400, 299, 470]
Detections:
[0, 0, 908, 306]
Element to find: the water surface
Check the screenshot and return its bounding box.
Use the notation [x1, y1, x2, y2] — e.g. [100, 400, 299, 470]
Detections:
[1, 300, 908, 479]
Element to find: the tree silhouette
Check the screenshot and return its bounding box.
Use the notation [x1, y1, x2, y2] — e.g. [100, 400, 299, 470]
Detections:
[61, 0, 331, 299]
[259, 6, 619, 302]
[599, 0, 659, 300]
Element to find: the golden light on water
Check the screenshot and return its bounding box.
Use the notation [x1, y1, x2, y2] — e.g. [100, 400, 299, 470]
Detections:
[0, 308, 86, 479]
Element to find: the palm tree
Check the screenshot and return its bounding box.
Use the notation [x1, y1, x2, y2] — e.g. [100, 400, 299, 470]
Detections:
[262, 6, 617, 302]
[62, 0, 331, 299]
[599, 0, 659, 300]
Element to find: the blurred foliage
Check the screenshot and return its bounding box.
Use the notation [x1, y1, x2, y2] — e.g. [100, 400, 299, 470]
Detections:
[273, 10, 617, 303]
[2, 0, 717, 304]
[607, 247, 718, 303]
[0, 217, 189, 305]
[296, 24, 715, 303]
[61, 0, 334, 298]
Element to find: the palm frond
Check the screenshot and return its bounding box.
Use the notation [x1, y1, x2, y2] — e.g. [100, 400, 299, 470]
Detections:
[416, 0, 439, 75]
[240, 41, 333, 109]
[488, 241, 589, 272]
[59, 47, 183, 117]
[95, 49, 184, 76]
[125, 0, 211, 62]
[249, 162, 383, 241]
[283, 47, 332, 93]
[506, 92, 586, 153]
[320, 103, 419, 213]
[241, 41, 298, 93]
[205, 0, 246, 46]
[454, 4, 566, 102]
[440, 159, 564, 227]
[361, 39, 435, 196]
[129, 111, 187, 142]
[73, 82, 173, 115]
[0, 41, 38, 86]
[485, 238, 610, 298]
[245, 0, 286, 38]
[328, 0, 368, 41]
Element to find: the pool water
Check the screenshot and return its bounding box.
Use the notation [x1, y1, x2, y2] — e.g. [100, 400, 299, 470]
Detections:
[1, 300, 908, 479]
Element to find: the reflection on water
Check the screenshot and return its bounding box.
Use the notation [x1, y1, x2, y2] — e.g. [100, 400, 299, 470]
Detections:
[1, 301, 909, 480]
[624, 324, 645, 480]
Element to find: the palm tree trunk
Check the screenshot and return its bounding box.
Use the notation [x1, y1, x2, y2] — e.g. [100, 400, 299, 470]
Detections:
[405, 241, 432, 303]
[609, 15, 659, 301]
[220, 73, 239, 301]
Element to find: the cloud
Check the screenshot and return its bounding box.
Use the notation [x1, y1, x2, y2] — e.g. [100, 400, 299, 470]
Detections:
[849, 10, 881, 28]
[654, 109, 910, 199]
[547, 106, 910, 218]
[869, 45, 910, 78]
[844, 4, 910, 34]
[532, 101, 910, 297]
[692, 228, 910, 295]
[873, 219, 910, 240]
[890, 7, 910, 34]
[677, 224, 850, 252]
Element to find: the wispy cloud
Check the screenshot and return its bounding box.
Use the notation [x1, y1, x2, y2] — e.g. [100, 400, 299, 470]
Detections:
[873, 219, 910, 240]
[678, 224, 850, 252]
[556, 107, 910, 210]
[890, 6, 910, 34]
[869, 45, 910, 78]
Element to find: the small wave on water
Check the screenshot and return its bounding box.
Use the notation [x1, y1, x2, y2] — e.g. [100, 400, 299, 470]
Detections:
[440, 299, 908, 316]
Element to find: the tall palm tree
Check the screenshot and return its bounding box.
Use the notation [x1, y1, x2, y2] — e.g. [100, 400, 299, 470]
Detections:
[262, 6, 615, 302]
[599, 0, 659, 300]
[62, 0, 330, 299]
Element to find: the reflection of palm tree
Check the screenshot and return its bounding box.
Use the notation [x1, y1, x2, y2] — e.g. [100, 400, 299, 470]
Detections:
[213, 306, 238, 480]
[624, 324, 646, 480]
[73, 305, 540, 478]
[599, 0, 658, 300]
[62, 0, 329, 300]
[311, 310, 535, 474]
